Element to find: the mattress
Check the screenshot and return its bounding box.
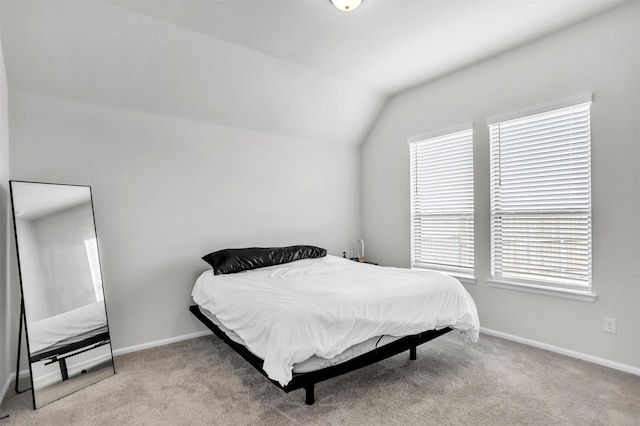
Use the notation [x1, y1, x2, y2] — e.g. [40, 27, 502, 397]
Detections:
[192, 254, 479, 385]
[28, 301, 108, 354]
[198, 305, 401, 374]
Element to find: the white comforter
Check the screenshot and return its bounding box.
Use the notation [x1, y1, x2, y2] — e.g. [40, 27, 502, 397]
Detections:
[29, 301, 107, 353]
[192, 255, 479, 386]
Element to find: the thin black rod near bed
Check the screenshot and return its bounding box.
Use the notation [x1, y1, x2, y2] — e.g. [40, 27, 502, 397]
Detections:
[189, 304, 452, 405]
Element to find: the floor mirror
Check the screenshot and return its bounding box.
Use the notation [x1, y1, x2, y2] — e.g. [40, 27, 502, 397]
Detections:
[10, 180, 115, 409]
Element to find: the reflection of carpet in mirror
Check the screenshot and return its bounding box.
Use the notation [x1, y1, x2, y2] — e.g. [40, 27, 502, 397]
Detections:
[34, 361, 114, 408]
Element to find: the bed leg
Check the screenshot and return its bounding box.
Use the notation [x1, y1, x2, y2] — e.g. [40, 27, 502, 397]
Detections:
[60, 359, 69, 381]
[410, 346, 417, 361]
[305, 383, 315, 405]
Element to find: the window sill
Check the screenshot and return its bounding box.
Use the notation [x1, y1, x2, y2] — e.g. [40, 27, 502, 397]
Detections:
[487, 279, 597, 302]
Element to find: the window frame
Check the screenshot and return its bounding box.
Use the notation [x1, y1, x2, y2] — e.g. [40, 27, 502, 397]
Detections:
[85, 237, 104, 302]
[408, 124, 475, 282]
[486, 94, 596, 301]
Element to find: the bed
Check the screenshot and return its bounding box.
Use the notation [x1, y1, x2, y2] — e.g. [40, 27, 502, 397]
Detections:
[190, 246, 479, 404]
[28, 301, 111, 381]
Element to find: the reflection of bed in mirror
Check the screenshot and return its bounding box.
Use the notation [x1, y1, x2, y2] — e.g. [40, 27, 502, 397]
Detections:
[28, 302, 110, 381]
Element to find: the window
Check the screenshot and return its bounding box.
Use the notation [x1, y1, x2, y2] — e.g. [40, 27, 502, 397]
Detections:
[409, 126, 474, 278]
[488, 95, 592, 294]
[85, 237, 104, 302]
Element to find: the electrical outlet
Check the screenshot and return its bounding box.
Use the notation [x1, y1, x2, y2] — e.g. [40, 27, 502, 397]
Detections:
[603, 317, 617, 334]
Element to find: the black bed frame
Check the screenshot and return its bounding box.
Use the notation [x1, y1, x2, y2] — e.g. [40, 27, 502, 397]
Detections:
[189, 305, 452, 405]
[30, 332, 111, 381]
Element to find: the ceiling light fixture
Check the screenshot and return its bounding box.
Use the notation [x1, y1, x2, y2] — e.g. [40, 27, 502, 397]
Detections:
[330, 0, 363, 11]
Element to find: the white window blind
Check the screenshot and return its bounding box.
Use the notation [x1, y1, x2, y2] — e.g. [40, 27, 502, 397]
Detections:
[85, 237, 104, 302]
[489, 100, 592, 289]
[409, 128, 474, 276]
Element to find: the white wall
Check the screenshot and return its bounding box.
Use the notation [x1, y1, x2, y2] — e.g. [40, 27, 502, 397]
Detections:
[9, 90, 362, 350]
[361, 2, 640, 369]
[33, 203, 97, 317]
[14, 220, 48, 321]
[0, 3, 12, 403]
[16, 203, 97, 322]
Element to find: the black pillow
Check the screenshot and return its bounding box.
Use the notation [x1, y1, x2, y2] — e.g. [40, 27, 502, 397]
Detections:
[202, 245, 327, 275]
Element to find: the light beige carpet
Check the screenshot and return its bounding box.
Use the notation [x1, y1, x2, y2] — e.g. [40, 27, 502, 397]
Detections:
[1, 332, 639, 425]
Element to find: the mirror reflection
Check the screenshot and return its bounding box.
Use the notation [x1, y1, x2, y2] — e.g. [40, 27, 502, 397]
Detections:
[11, 181, 115, 409]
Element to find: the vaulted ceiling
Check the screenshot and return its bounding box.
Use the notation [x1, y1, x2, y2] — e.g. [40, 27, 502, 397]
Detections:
[113, 0, 633, 95]
[0, 0, 631, 146]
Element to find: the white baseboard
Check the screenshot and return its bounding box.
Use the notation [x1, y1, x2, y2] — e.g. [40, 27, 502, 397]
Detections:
[481, 327, 640, 376]
[112, 330, 211, 357]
